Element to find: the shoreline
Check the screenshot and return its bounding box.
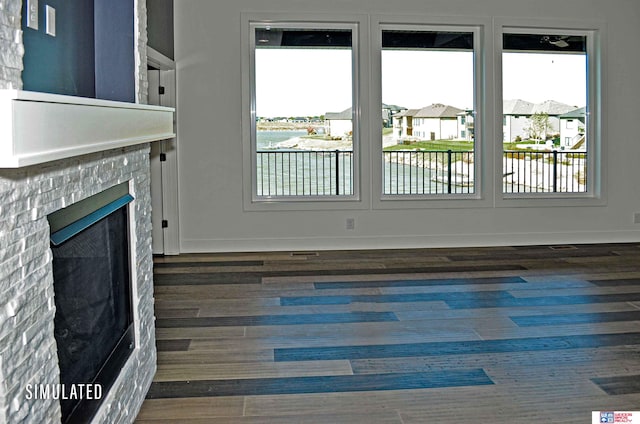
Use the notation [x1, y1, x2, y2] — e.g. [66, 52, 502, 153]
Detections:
[273, 136, 353, 151]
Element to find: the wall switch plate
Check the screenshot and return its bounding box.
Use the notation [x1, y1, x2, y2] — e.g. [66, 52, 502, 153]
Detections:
[45, 5, 56, 36]
[634, 212, 640, 224]
[346, 218, 355, 230]
[27, 0, 38, 30]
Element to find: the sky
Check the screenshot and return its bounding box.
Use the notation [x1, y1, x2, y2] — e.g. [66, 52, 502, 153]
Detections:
[255, 49, 352, 118]
[503, 52, 586, 107]
[255, 49, 587, 117]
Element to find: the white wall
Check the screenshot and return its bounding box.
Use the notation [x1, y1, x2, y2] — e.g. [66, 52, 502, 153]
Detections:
[174, 0, 640, 252]
[414, 118, 458, 140]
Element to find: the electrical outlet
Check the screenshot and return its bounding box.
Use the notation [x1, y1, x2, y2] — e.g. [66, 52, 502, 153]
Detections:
[27, 0, 38, 30]
[634, 212, 640, 224]
[346, 218, 355, 230]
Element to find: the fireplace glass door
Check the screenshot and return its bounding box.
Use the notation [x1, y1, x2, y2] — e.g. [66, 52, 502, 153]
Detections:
[48, 183, 135, 423]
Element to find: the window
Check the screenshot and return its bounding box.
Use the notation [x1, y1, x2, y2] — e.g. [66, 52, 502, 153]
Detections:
[502, 29, 592, 195]
[380, 26, 477, 196]
[249, 22, 358, 200]
[244, 16, 602, 207]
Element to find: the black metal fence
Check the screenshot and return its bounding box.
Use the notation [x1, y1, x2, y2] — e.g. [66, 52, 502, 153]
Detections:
[256, 150, 587, 197]
[256, 150, 353, 196]
[383, 150, 474, 195]
[503, 151, 587, 193]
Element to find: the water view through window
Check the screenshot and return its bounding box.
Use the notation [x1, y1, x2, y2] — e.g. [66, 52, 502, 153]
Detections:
[381, 28, 475, 196]
[254, 26, 355, 197]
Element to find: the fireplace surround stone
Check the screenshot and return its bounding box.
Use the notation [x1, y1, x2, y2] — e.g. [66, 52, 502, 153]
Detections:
[0, 145, 157, 423]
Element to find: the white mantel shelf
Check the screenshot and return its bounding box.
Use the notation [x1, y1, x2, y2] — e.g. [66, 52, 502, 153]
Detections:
[0, 90, 175, 168]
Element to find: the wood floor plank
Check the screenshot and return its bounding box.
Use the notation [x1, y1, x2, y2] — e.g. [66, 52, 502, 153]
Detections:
[279, 289, 516, 306]
[157, 349, 274, 365]
[591, 374, 640, 395]
[377, 279, 594, 296]
[510, 310, 640, 327]
[474, 321, 640, 340]
[195, 301, 450, 319]
[155, 260, 265, 268]
[154, 360, 353, 382]
[590, 278, 640, 286]
[444, 292, 640, 309]
[242, 316, 516, 340]
[394, 301, 640, 322]
[155, 339, 191, 352]
[350, 345, 640, 376]
[189, 326, 481, 352]
[273, 332, 640, 362]
[153, 272, 263, 285]
[146, 369, 494, 399]
[508, 285, 640, 298]
[135, 397, 244, 421]
[154, 307, 200, 319]
[155, 311, 398, 328]
[155, 326, 246, 341]
[313, 276, 527, 289]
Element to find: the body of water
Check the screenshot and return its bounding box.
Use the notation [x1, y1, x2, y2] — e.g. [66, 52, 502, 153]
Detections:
[257, 130, 307, 150]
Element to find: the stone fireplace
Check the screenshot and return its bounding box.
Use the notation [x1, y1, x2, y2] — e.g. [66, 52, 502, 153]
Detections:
[0, 0, 167, 420]
[0, 144, 158, 423]
[0, 88, 174, 424]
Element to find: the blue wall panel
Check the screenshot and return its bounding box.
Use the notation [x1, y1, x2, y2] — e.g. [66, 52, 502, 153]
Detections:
[22, 0, 96, 98]
[22, 0, 135, 102]
[94, 0, 135, 102]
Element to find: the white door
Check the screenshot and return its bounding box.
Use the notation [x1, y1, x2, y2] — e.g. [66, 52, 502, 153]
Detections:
[148, 65, 180, 255]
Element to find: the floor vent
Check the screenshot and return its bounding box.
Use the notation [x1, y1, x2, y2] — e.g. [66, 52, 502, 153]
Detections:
[290, 251, 320, 257]
[549, 245, 578, 250]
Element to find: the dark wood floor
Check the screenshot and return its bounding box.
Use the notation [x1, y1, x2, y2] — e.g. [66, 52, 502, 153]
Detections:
[135, 243, 640, 423]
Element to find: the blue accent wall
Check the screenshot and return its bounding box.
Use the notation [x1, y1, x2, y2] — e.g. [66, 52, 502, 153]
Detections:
[22, 0, 135, 102]
[94, 0, 135, 102]
[22, 0, 96, 98]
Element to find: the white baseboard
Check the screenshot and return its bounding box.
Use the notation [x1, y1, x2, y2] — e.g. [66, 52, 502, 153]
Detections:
[180, 230, 640, 253]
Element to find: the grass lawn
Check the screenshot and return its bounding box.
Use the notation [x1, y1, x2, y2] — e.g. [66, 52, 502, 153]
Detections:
[383, 140, 474, 152]
[383, 139, 557, 152]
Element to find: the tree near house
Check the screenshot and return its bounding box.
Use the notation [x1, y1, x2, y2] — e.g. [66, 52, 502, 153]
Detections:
[526, 112, 550, 142]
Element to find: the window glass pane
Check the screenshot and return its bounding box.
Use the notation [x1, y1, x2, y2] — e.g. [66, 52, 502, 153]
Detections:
[502, 32, 588, 194]
[254, 27, 354, 198]
[381, 29, 475, 196]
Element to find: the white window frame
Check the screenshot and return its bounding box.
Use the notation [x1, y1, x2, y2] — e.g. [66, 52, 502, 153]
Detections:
[241, 13, 369, 211]
[495, 19, 606, 207]
[371, 16, 492, 210]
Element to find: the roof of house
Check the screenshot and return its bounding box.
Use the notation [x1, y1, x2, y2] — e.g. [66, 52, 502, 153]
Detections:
[503, 99, 535, 115]
[532, 99, 576, 115]
[325, 107, 390, 120]
[325, 108, 352, 120]
[414, 103, 463, 118]
[395, 108, 420, 118]
[503, 99, 576, 116]
[382, 103, 406, 113]
[559, 106, 586, 119]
